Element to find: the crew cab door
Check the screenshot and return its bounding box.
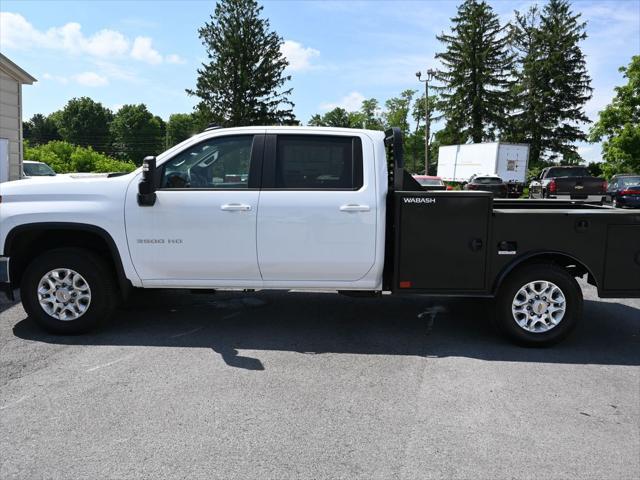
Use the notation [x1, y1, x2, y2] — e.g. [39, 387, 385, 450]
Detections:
[125, 133, 264, 283]
[257, 133, 377, 282]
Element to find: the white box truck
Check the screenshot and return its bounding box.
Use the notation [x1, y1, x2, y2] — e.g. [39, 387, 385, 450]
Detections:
[437, 142, 530, 184]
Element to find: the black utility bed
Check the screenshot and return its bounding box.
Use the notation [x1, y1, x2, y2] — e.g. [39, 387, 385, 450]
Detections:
[382, 128, 640, 299]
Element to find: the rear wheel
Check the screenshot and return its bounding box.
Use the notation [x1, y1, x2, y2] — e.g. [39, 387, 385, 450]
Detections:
[495, 263, 582, 346]
[21, 248, 118, 334]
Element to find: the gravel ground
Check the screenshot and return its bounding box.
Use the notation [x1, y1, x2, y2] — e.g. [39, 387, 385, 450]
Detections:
[1, 282, 638, 480]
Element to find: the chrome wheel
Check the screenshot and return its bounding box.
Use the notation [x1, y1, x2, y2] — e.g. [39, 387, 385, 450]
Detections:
[37, 268, 91, 321]
[511, 280, 566, 333]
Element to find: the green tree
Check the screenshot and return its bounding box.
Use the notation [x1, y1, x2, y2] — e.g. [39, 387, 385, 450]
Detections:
[509, 0, 592, 164]
[307, 98, 384, 130]
[589, 55, 640, 176]
[383, 89, 416, 136]
[308, 107, 362, 128]
[435, 0, 514, 143]
[110, 104, 165, 165]
[23, 113, 61, 145]
[360, 98, 384, 130]
[57, 97, 113, 154]
[166, 113, 201, 147]
[188, 0, 295, 126]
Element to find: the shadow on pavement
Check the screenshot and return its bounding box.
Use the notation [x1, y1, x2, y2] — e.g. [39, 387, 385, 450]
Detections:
[10, 290, 640, 370]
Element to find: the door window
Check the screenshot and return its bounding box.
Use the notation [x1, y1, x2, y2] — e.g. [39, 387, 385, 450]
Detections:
[275, 135, 363, 190]
[161, 135, 254, 189]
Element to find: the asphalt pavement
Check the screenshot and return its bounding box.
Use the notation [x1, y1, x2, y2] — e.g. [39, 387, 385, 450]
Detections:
[1, 282, 638, 479]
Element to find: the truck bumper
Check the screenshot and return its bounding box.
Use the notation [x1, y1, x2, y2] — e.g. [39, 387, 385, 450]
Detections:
[0, 257, 15, 301]
[552, 194, 605, 203]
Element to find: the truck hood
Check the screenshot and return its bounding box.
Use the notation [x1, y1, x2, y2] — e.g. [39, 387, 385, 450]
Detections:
[0, 173, 137, 201]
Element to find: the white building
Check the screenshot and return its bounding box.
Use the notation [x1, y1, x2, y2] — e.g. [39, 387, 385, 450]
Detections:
[0, 53, 36, 182]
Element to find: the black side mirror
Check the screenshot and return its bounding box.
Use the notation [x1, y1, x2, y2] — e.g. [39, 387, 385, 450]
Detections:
[138, 156, 157, 206]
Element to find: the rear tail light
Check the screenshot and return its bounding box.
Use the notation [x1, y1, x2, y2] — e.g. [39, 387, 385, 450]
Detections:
[467, 184, 477, 190]
[446, 185, 453, 191]
[601, 181, 608, 194]
[548, 179, 557, 194]
[621, 189, 640, 195]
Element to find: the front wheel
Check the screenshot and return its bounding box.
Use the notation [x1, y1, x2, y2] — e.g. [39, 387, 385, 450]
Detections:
[495, 263, 582, 346]
[21, 248, 118, 334]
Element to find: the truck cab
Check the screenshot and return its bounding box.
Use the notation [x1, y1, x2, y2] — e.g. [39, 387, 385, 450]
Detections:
[125, 127, 386, 290]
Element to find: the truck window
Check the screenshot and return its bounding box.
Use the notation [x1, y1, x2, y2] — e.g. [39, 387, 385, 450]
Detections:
[546, 167, 590, 178]
[160, 135, 254, 189]
[275, 135, 363, 190]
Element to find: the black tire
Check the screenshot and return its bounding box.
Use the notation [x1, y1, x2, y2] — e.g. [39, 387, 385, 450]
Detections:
[495, 263, 582, 346]
[20, 248, 118, 334]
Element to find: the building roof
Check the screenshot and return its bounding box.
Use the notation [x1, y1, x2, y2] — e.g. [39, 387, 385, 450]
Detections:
[0, 53, 37, 85]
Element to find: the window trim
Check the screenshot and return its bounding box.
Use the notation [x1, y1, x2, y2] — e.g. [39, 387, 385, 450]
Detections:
[261, 133, 364, 191]
[155, 134, 264, 191]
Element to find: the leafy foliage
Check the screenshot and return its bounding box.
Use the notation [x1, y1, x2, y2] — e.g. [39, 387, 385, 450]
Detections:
[23, 113, 61, 146]
[166, 113, 204, 147]
[24, 141, 136, 174]
[308, 108, 362, 128]
[187, 0, 295, 126]
[590, 55, 640, 177]
[110, 104, 166, 165]
[56, 97, 114, 154]
[435, 0, 514, 142]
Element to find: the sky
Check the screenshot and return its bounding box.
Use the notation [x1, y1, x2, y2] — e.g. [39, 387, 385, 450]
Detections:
[1, 0, 639, 162]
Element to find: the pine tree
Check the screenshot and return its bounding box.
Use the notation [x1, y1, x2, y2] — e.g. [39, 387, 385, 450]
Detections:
[187, 0, 295, 126]
[435, 0, 514, 143]
[509, 0, 592, 163]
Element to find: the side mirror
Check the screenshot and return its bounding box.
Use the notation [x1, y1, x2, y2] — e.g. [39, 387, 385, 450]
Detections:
[138, 156, 157, 206]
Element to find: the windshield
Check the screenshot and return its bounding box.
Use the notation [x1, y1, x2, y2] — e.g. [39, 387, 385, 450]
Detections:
[23, 162, 56, 176]
[547, 167, 589, 178]
[474, 177, 502, 185]
[619, 176, 640, 188]
[416, 178, 443, 186]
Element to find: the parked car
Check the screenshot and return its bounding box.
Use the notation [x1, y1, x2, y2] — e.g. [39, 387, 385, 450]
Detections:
[528, 166, 606, 202]
[412, 175, 451, 191]
[22, 160, 56, 178]
[606, 174, 640, 208]
[463, 175, 507, 197]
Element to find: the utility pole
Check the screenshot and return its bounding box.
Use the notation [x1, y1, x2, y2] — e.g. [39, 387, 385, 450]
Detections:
[416, 69, 436, 175]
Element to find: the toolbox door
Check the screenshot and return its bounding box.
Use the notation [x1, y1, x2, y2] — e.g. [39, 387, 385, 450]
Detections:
[395, 192, 491, 291]
[604, 225, 640, 291]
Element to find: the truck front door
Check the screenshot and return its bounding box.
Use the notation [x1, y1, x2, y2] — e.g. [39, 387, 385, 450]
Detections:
[125, 133, 264, 284]
[257, 133, 377, 283]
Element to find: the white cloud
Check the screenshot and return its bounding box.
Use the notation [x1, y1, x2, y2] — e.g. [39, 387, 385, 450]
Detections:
[281, 40, 319, 71]
[42, 72, 69, 84]
[73, 72, 109, 87]
[165, 53, 186, 64]
[320, 91, 366, 112]
[1, 13, 129, 58]
[0, 12, 175, 66]
[131, 36, 163, 64]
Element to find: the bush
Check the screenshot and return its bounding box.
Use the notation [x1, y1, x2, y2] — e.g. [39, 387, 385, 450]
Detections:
[24, 140, 136, 174]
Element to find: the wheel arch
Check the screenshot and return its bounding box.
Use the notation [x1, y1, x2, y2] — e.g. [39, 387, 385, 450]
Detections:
[4, 222, 132, 299]
[492, 250, 598, 295]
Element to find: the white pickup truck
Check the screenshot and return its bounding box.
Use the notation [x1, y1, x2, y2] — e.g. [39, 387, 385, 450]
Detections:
[1, 126, 639, 346]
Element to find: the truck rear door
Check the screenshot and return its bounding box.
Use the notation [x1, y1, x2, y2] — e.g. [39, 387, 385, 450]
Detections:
[257, 133, 377, 282]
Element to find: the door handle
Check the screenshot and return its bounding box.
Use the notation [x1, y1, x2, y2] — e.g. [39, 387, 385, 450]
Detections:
[220, 203, 252, 211]
[339, 204, 370, 212]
